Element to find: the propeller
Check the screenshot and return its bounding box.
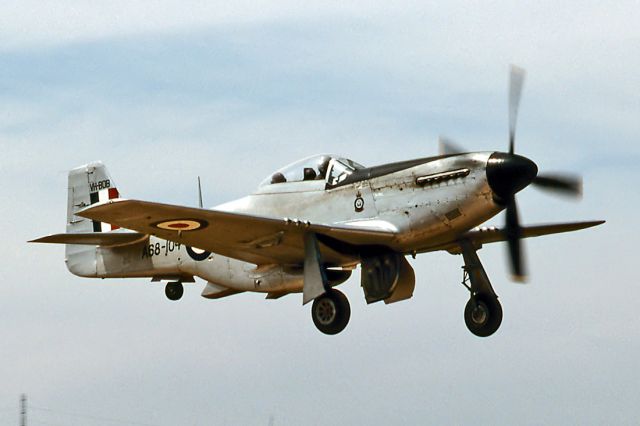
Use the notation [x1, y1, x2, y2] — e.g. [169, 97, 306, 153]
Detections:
[438, 136, 465, 155]
[503, 65, 528, 280]
[505, 196, 525, 280]
[533, 173, 582, 197]
[508, 65, 525, 155]
[498, 66, 582, 280]
[438, 65, 585, 281]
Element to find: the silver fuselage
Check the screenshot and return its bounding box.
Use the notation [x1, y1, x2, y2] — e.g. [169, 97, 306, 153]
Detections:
[74, 152, 502, 296]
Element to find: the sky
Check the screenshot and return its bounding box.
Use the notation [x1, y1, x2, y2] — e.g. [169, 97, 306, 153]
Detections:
[1, 1, 639, 425]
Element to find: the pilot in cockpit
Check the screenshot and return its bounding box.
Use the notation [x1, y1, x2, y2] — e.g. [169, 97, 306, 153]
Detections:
[270, 172, 286, 184]
[264, 155, 337, 186]
[303, 168, 317, 180]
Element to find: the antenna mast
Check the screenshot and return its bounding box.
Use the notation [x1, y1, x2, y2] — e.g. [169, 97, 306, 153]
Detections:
[20, 394, 26, 426]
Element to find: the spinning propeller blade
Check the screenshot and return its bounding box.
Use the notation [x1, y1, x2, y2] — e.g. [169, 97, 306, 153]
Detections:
[533, 174, 582, 198]
[438, 136, 465, 155]
[505, 197, 526, 281]
[504, 65, 528, 279]
[508, 65, 526, 155]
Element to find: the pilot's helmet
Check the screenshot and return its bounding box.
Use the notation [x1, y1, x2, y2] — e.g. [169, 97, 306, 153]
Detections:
[303, 167, 317, 180]
[271, 172, 286, 184]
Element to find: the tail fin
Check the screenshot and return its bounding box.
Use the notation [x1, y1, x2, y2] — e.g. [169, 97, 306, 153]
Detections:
[67, 161, 121, 233]
[65, 162, 121, 277]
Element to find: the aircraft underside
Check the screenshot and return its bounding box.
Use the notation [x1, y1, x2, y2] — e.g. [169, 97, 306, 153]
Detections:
[63, 222, 571, 338]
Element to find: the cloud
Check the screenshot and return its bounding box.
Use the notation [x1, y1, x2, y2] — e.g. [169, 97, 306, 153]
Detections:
[2, 1, 638, 52]
[0, 1, 423, 51]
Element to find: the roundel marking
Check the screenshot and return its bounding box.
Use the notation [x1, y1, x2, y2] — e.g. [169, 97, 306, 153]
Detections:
[154, 219, 207, 231]
[186, 246, 211, 261]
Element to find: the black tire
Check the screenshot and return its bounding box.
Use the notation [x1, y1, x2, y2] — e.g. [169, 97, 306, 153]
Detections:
[165, 282, 184, 301]
[464, 295, 503, 337]
[311, 289, 351, 335]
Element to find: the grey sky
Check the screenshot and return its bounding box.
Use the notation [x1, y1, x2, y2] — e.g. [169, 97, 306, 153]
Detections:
[1, 2, 638, 425]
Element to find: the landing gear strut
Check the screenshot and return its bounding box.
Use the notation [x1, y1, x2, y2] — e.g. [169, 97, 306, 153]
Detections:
[165, 281, 184, 301]
[311, 289, 351, 335]
[459, 240, 503, 337]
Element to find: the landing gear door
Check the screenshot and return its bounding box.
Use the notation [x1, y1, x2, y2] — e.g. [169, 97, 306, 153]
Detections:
[361, 252, 415, 304]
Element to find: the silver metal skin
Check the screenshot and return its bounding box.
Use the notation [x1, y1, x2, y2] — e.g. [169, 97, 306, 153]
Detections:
[220, 152, 499, 255]
[31, 151, 603, 336]
[64, 152, 500, 295]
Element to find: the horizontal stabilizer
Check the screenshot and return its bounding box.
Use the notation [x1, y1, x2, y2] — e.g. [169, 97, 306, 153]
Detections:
[29, 232, 147, 247]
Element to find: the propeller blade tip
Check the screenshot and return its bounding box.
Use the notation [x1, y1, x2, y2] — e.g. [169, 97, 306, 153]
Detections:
[510, 64, 526, 76]
[438, 136, 464, 156]
[510, 274, 529, 284]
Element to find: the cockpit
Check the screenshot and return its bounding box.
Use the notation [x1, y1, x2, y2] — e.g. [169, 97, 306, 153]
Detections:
[259, 154, 365, 188]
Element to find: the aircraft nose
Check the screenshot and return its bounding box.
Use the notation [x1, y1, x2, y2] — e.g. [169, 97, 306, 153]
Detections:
[486, 152, 538, 203]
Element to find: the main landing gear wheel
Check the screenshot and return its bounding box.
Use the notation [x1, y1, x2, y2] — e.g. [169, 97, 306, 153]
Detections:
[311, 289, 351, 335]
[165, 282, 184, 301]
[464, 295, 503, 337]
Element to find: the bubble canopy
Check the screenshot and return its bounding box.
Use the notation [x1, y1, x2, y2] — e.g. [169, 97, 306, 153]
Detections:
[259, 154, 365, 187]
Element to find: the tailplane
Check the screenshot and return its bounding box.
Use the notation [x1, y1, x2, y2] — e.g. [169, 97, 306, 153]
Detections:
[30, 161, 125, 277]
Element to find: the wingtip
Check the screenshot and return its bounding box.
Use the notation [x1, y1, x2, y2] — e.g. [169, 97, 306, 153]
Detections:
[583, 220, 606, 229]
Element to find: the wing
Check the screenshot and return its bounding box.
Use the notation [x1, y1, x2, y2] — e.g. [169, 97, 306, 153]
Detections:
[77, 199, 396, 265]
[429, 220, 605, 254]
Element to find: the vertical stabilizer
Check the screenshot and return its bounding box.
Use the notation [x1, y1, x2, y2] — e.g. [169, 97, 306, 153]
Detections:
[66, 162, 120, 277]
[67, 162, 120, 233]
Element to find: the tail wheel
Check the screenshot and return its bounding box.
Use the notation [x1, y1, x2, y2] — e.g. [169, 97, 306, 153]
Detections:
[311, 289, 351, 335]
[464, 295, 503, 337]
[165, 282, 184, 301]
